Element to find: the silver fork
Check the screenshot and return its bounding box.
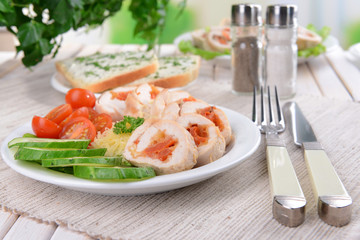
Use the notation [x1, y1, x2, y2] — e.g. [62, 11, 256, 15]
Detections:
[252, 86, 306, 227]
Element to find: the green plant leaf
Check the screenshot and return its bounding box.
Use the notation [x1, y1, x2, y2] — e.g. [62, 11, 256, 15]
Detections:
[52, 0, 73, 25]
[70, 0, 84, 9]
[39, 38, 53, 55]
[17, 22, 44, 47]
[0, 0, 13, 13]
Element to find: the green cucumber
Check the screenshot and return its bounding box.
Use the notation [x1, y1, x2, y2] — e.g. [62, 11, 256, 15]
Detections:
[14, 147, 106, 161]
[42, 156, 132, 167]
[73, 166, 156, 181]
[22, 133, 37, 138]
[49, 167, 74, 174]
[8, 137, 90, 149]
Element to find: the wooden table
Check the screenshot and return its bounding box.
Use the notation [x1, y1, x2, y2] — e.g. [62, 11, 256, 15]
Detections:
[0, 44, 359, 240]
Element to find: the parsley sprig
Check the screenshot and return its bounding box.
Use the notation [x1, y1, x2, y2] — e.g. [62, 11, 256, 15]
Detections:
[113, 116, 144, 134]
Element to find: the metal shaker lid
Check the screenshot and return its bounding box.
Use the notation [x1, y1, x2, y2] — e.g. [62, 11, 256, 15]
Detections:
[231, 4, 262, 26]
[266, 5, 297, 27]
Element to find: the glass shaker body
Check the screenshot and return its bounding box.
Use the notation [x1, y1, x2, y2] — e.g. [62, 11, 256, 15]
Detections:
[264, 25, 297, 98]
[231, 25, 262, 95]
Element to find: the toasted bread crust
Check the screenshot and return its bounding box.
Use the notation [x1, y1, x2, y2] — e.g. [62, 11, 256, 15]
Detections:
[55, 60, 159, 93]
[126, 56, 201, 88]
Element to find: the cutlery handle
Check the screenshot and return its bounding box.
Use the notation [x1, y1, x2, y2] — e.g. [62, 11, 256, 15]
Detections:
[303, 143, 352, 227]
[266, 145, 306, 227]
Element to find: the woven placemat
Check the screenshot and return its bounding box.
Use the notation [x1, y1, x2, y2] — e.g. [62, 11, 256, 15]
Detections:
[1, 64, 359, 239]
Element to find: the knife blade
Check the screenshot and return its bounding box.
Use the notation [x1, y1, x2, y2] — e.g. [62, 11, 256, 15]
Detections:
[283, 102, 352, 227]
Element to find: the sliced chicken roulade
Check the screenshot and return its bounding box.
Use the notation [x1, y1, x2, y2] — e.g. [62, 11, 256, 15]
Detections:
[150, 89, 192, 119]
[180, 101, 232, 145]
[177, 114, 225, 167]
[95, 86, 137, 121]
[123, 119, 198, 175]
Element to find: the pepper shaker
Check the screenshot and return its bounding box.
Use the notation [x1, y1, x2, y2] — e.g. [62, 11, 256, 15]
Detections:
[231, 4, 262, 95]
[264, 5, 298, 99]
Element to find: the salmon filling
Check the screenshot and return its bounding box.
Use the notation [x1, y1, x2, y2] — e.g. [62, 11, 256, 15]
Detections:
[111, 91, 132, 101]
[150, 85, 160, 99]
[143, 135, 177, 161]
[187, 124, 208, 146]
[198, 107, 224, 131]
[183, 96, 196, 102]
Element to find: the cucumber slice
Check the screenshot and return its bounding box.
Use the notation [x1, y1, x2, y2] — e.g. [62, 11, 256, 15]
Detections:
[8, 137, 90, 149]
[14, 147, 106, 160]
[22, 133, 37, 138]
[42, 156, 132, 167]
[49, 167, 74, 174]
[73, 166, 156, 181]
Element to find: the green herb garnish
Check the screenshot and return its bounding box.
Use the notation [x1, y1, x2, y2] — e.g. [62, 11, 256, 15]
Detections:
[178, 40, 230, 60]
[113, 116, 145, 134]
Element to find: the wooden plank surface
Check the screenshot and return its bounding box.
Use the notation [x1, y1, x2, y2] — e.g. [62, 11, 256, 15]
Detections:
[306, 54, 352, 101]
[296, 63, 322, 96]
[0, 211, 18, 239]
[3, 216, 56, 240]
[51, 225, 93, 240]
[325, 47, 360, 102]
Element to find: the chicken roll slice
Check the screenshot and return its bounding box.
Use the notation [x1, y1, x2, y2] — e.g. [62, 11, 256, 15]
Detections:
[180, 101, 232, 145]
[134, 83, 163, 106]
[150, 89, 191, 119]
[177, 114, 225, 167]
[123, 119, 198, 175]
[95, 86, 137, 121]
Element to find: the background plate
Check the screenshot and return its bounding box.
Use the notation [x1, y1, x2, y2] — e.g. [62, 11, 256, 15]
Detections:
[174, 32, 339, 66]
[1, 107, 261, 196]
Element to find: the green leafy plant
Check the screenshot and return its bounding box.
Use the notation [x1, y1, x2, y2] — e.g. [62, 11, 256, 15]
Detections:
[113, 116, 144, 134]
[0, 0, 186, 67]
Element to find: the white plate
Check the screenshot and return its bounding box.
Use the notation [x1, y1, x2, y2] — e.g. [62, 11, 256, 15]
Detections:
[1, 107, 261, 196]
[174, 32, 231, 69]
[174, 31, 339, 66]
[50, 74, 102, 98]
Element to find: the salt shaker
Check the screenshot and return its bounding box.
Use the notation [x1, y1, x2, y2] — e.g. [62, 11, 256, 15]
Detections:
[265, 5, 298, 98]
[231, 4, 262, 95]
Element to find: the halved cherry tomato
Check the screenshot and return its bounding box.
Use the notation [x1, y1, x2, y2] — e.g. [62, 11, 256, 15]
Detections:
[59, 107, 89, 127]
[87, 107, 99, 121]
[65, 88, 96, 109]
[45, 104, 73, 124]
[32, 116, 61, 138]
[91, 113, 112, 133]
[59, 117, 96, 141]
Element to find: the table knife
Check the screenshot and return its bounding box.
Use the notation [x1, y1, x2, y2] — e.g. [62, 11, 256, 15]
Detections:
[283, 102, 352, 227]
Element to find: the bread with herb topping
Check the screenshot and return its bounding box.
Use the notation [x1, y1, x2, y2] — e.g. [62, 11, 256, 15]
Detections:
[125, 55, 201, 88]
[55, 51, 159, 93]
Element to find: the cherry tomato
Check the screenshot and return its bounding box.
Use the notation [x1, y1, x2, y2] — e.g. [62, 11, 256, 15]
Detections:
[45, 104, 72, 124]
[59, 107, 89, 127]
[32, 116, 61, 138]
[87, 107, 99, 121]
[91, 113, 112, 133]
[59, 117, 96, 141]
[65, 88, 96, 109]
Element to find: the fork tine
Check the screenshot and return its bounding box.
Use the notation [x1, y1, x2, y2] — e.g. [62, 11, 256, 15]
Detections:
[260, 86, 267, 129]
[252, 86, 257, 124]
[267, 86, 276, 128]
[274, 86, 285, 131]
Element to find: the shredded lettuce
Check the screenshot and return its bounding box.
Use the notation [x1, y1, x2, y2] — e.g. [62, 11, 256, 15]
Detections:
[298, 24, 331, 58]
[178, 40, 230, 60]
